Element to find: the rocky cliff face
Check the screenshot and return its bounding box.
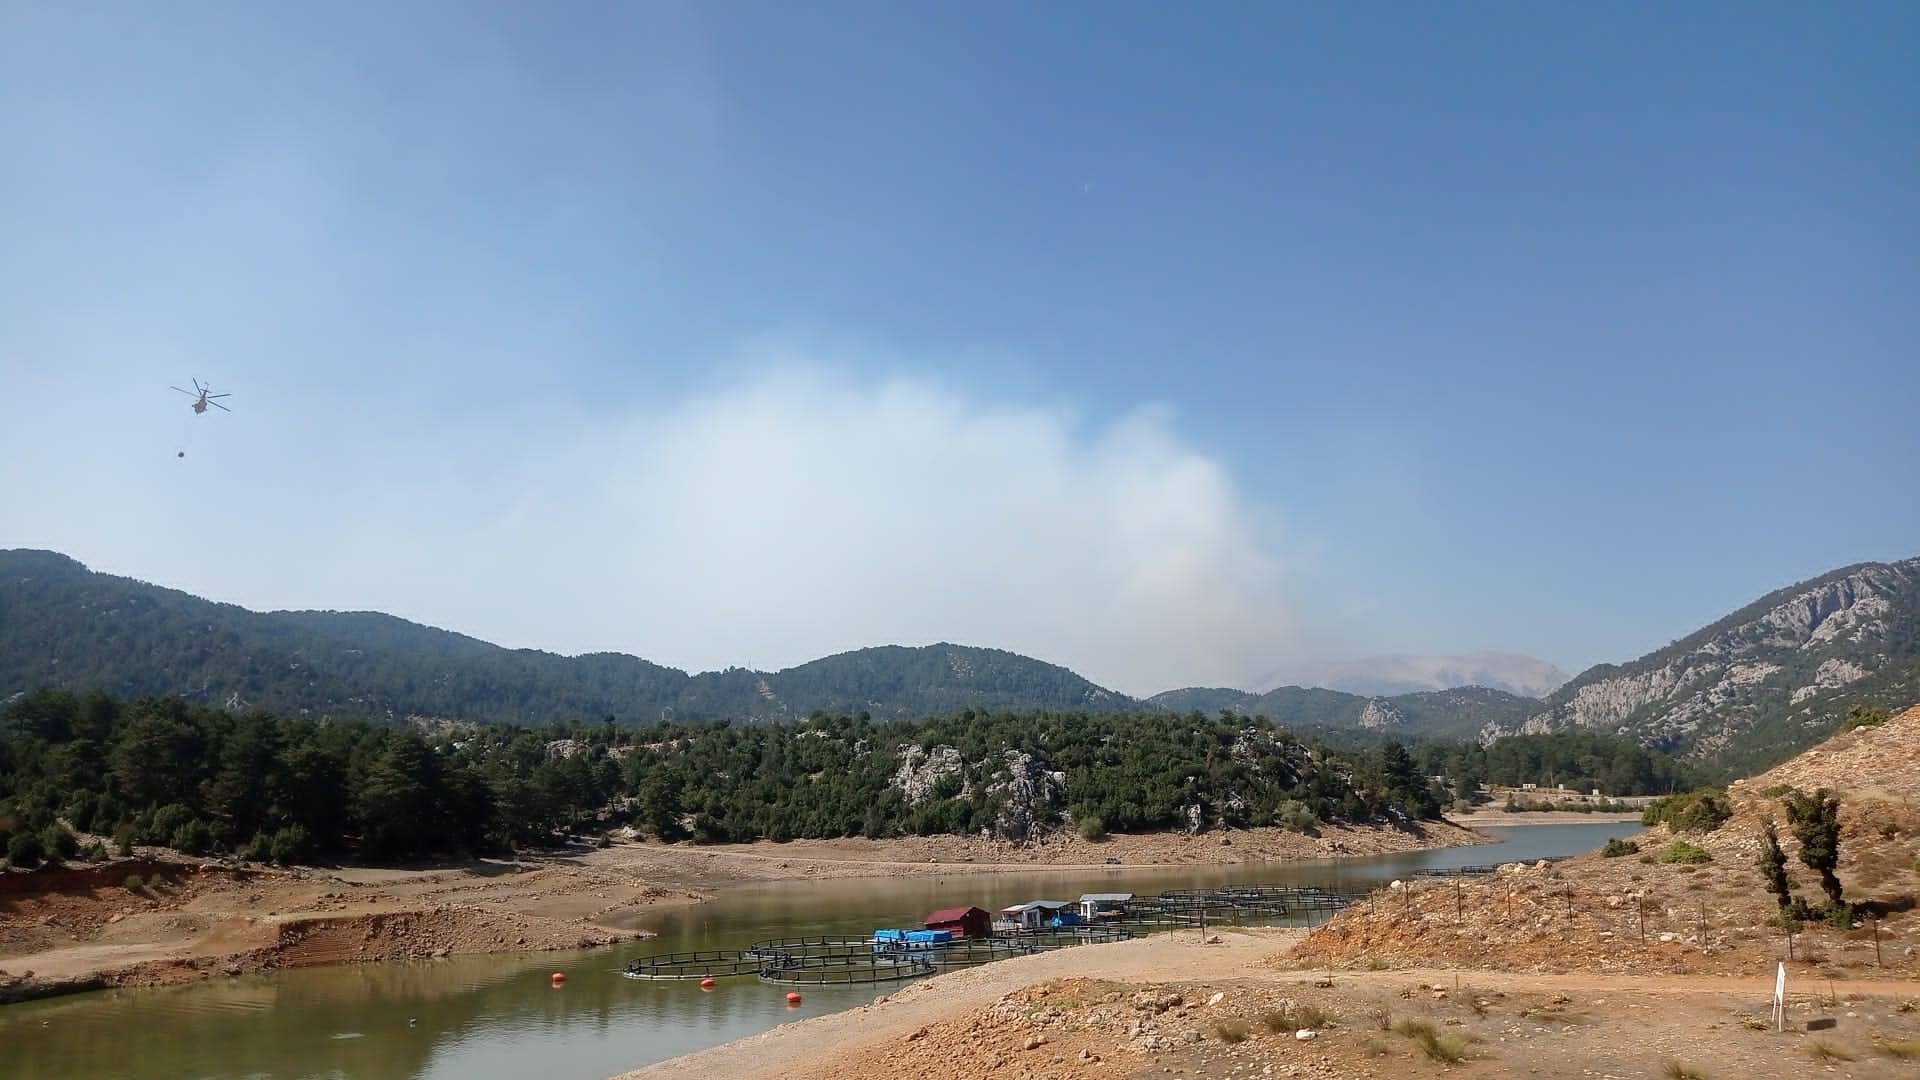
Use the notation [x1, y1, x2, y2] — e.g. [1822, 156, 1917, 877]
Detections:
[1485, 558, 1920, 768]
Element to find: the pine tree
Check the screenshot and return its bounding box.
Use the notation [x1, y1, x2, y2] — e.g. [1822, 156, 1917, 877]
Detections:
[1782, 788, 1844, 909]
[1757, 818, 1791, 910]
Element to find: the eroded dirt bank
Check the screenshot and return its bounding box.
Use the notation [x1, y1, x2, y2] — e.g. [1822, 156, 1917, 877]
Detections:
[0, 819, 1484, 1004]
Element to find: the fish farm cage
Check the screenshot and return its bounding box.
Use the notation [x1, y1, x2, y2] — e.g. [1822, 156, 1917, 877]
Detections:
[1127, 884, 1363, 928]
[622, 926, 1134, 986]
[619, 881, 1375, 986]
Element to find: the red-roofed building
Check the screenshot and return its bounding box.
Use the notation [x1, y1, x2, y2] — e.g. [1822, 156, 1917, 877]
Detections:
[923, 906, 992, 938]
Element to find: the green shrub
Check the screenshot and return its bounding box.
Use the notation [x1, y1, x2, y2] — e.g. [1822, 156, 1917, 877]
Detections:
[41, 823, 79, 860]
[113, 823, 138, 857]
[124, 874, 145, 892]
[241, 833, 272, 863]
[1601, 837, 1640, 858]
[1277, 800, 1320, 831]
[83, 840, 107, 861]
[6, 830, 46, 869]
[1661, 840, 1712, 864]
[1840, 706, 1890, 732]
[146, 804, 195, 846]
[1643, 790, 1731, 833]
[1076, 813, 1107, 841]
[170, 819, 216, 856]
[269, 825, 313, 866]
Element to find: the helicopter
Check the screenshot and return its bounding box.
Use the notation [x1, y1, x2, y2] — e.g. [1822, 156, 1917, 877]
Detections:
[171, 378, 232, 414]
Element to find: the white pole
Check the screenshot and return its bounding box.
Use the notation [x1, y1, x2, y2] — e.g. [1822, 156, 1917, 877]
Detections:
[1774, 961, 1786, 1032]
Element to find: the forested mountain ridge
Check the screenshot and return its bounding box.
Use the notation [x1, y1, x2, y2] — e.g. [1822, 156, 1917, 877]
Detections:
[1487, 557, 1920, 774]
[0, 549, 1539, 734]
[10, 549, 1913, 777]
[0, 550, 1126, 725]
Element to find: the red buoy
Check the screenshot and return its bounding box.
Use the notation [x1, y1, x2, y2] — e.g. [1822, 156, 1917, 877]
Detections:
[700, 977, 716, 988]
[786, 992, 802, 1005]
[551, 972, 566, 986]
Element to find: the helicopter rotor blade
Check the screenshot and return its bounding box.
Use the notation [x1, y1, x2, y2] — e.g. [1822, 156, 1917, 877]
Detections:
[171, 386, 194, 396]
[207, 393, 231, 399]
[209, 400, 231, 412]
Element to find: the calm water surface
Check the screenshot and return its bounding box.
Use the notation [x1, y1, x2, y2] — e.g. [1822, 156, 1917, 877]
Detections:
[0, 822, 1632, 1079]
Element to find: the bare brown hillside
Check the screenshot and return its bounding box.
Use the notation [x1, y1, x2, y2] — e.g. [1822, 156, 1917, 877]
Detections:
[1290, 705, 1920, 980]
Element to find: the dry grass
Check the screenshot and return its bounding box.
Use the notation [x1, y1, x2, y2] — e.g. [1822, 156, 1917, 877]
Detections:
[1259, 1002, 1336, 1032]
[1807, 1040, 1855, 1063]
[1662, 1062, 1710, 1079]
[1875, 1040, 1920, 1060]
[1210, 1017, 1249, 1043]
[1392, 1018, 1471, 1063]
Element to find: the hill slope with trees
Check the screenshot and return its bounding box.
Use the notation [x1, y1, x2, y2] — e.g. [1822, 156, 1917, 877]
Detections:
[0, 550, 1127, 726]
[0, 549, 1548, 737]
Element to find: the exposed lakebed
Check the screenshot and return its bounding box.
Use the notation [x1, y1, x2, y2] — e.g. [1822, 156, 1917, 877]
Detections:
[0, 822, 1632, 1079]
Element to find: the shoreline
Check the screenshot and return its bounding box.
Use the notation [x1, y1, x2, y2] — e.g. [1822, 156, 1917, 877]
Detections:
[1443, 808, 1643, 827]
[0, 819, 1492, 1005]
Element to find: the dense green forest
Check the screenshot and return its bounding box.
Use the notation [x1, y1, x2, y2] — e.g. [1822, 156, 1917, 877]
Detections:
[1411, 731, 1697, 797]
[0, 690, 1454, 869]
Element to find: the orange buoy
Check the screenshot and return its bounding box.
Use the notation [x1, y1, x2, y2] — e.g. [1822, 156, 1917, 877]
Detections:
[786, 992, 802, 1005]
[551, 972, 566, 986]
[700, 977, 716, 988]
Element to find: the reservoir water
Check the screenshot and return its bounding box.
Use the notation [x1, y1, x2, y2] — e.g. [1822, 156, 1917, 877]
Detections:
[0, 822, 1633, 1079]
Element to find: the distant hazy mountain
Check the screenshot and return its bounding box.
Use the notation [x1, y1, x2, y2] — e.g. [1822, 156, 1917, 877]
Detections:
[0, 550, 1128, 725]
[1144, 683, 1542, 743]
[1258, 652, 1572, 699]
[1486, 557, 1920, 774]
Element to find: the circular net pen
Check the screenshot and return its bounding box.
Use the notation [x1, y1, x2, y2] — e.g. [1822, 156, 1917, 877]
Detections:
[621, 950, 767, 980]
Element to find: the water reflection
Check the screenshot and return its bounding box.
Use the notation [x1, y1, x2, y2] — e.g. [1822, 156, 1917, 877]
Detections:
[0, 822, 1629, 1079]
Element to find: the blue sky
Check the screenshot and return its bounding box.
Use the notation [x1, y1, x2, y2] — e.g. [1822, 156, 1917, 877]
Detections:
[3, 2, 1915, 695]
